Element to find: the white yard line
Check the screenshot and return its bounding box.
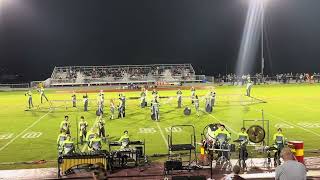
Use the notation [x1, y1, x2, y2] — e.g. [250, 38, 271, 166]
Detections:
[251, 107, 320, 137]
[155, 122, 168, 148]
[0, 110, 52, 152]
[163, 97, 174, 105]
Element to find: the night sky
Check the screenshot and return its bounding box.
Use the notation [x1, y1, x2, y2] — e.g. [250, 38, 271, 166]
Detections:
[1, 0, 320, 82]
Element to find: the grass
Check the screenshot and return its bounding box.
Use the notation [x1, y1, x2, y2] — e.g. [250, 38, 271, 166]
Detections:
[0, 83, 319, 170]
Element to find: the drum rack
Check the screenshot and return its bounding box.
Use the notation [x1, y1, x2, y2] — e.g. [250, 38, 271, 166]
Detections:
[167, 125, 197, 173]
[108, 140, 146, 171]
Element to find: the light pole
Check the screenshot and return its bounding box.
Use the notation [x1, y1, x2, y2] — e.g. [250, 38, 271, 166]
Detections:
[261, 0, 265, 75]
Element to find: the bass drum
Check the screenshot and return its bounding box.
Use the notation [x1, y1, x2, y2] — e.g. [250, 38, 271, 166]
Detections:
[141, 100, 147, 108]
[184, 107, 191, 115]
[96, 109, 102, 116]
[202, 123, 220, 142]
[205, 104, 213, 113]
[151, 113, 156, 120]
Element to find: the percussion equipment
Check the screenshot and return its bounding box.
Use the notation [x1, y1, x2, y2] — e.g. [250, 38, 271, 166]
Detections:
[141, 99, 147, 108]
[109, 141, 121, 146]
[205, 104, 213, 113]
[233, 139, 242, 143]
[110, 148, 138, 168]
[96, 109, 102, 116]
[151, 113, 156, 120]
[288, 141, 304, 164]
[266, 146, 278, 151]
[108, 140, 145, 168]
[112, 148, 136, 154]
[165, 160, 183, 171]
[202, 123, 220, 141]
[247, 125, 265, 143]
[58, 151, 109, 178]
[108, 140, 144, 148]
[203, 139, 215, 149]
[230, 144, 236, 152]
[184, 107, 191, 115]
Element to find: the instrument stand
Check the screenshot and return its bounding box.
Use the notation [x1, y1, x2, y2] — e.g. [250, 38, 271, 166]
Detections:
[236, 155, 248, 171]
[263, 150, 272, 169]
[167, 125, 197, 171]
[215, 143, 232, 172]
[210, 157, 213, 180]
[234, 141, 248, 171]
[247, 157, 255, 169]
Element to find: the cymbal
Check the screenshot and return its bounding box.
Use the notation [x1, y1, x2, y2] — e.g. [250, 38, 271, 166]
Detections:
[247, 125, 265, 143]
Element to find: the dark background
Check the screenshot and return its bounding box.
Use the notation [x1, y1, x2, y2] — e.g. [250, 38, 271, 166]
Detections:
[0, 0, 320, 82]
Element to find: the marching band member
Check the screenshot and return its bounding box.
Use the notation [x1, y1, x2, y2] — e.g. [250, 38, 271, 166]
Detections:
[57, 130, 67, 155]
[60, 115, 71, 135]
[191, 87, 196, 104]
[87, 128, 97, 150]
[177, 89, 182, 108]
[246, 78, 253, 97]
[238, 127, 249, 168]
[120, 94, 126, 117]
[83, 93, 89, 112]
[140, 88, 147, 108]
[38, 87, 49, 104]
[62, 135, 75, 155]
[79, 116, 88, 145]
[194, 95, 200, 117]
[118, 130, 130, 149]
[273, 128, 286, 166]
[118, 130, 130, 166]
[89, 133, 102, 152]
[238, 127, 248, 144]
[214, 124, 231, 142]
[118, 96, 124, 119]
[151, 89, 158, 100]
[96, 90, 104, 114]
[214, 124, 231, 159]
[71, 91, 76, 108]
[210, 91, 216, 107]
[110, 99, 115, 120]
[151, 98, 160, 121]
[96, 115, 106, 142]
[25, 90, 34, 109]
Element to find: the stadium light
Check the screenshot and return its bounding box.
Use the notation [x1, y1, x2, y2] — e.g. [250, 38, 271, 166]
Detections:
[236, 0, 267, 76]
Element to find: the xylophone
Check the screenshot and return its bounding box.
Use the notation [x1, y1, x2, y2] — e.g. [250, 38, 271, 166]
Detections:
[57, 151, 109, 178]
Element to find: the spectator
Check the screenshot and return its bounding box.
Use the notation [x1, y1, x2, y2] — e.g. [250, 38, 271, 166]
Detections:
[223, 165, 245, 180]
[275, 147, 306, 180]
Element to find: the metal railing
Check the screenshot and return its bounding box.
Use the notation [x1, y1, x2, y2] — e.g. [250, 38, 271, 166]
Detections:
[0, 83, 30, 90]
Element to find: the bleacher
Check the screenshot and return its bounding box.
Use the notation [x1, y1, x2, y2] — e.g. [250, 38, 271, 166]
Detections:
[49, 64, 205, 86]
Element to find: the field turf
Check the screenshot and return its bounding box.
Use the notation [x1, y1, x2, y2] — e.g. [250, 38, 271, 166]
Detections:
[0, 83, 319, 169]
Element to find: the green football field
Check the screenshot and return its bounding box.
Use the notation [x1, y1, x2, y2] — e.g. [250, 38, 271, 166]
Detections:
[0, 83, 319, 169]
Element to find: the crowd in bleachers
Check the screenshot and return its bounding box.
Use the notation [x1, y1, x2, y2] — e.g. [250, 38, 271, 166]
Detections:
[51, 64, 197, 84]
[214, 72, 320, 85]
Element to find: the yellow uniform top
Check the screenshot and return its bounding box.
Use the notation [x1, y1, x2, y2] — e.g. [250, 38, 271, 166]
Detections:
[273, 132, 285, 144]
[214, 129, 231, 140]
[60, 120, 70, 130]
[238, 132, 248, 140]
[119, 134, 130, 142]
[57, 133, 67, 145]
[79, 121, 88, 130]
[89, 137, 102, 147]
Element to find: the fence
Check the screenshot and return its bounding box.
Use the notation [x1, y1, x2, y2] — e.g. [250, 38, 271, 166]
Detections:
[0, 83, 30, 91]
